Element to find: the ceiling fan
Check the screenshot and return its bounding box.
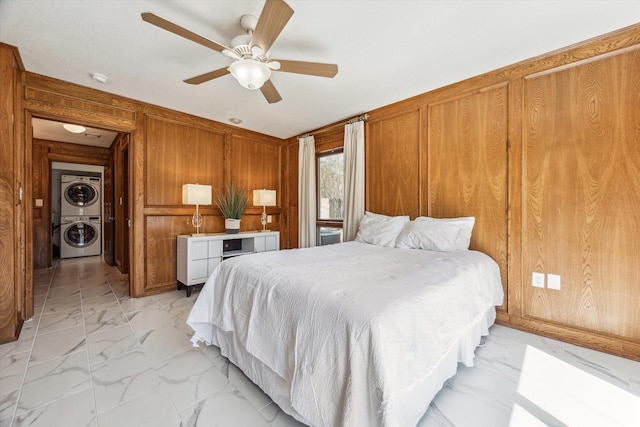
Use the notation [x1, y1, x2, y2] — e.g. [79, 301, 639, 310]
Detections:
[141, 0, 338, 104]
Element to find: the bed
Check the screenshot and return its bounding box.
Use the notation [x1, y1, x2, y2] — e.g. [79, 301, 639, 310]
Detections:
[187, 214, 503, 427]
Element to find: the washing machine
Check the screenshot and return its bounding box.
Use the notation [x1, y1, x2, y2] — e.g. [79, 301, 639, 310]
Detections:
[60, 216, 102, 258]
[61, 175, 101, 216]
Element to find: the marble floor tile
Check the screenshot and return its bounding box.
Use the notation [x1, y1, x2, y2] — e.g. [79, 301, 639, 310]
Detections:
[153, 347, 229, 412]
[46, 284, 81, 300]
[117, 295, 157, 313]
[29, 325, 86, 364]
[36, 308, 84, 336]
[86, 324, 141, 366]
[269, 409, 308, 427]
[228, 363, 274, 414]
[12, 257, 639, 427]
[91, 349, 161, 414]
[126, 307, 178, 336]
[17, 351, 91, 414]
[80, 283, 114, 299]
[17, 319, 38, 342]
[81, 294, 120, 314]
[12, 389, 96, 427]
[136, 325, 195, 364]
[0, 351, 30, 393]
[0, 336, 33, 359]
[84, 308, 128, 335]
[78, 277, 111, 289]
[179, 384, 270, 427]
[0, 390, 19, 427]
[32, 294, 47, 310]
[97, 388, 181, 427]
[40, 293, 82, 316]
[32, 285, 49, 297]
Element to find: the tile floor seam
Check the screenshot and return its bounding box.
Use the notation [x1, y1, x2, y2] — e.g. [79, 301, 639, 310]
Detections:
[10, 261, 56, 426]
[81, 266, 100, 425]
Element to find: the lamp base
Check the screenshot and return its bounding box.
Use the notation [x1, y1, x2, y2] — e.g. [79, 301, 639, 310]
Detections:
[191, 233, 206, 236]
[259, 229, 271, 232]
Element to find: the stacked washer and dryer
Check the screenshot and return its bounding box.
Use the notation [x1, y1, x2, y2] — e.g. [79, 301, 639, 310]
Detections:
[60, 175, 102, 258]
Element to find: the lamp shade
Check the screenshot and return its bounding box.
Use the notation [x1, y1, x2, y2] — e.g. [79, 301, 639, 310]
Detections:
[228, 59, 271, 90]
[182, 184, 212, 205]
[253, 189, 276, 207]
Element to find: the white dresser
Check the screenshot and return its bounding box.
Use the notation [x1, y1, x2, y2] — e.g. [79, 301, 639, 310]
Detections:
[176, 231, 279, 296]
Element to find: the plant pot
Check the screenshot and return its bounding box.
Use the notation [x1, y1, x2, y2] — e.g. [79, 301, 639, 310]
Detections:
[225, 218, 241, 234]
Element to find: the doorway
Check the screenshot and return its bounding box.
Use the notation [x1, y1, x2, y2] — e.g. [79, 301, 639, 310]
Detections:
[29, 115, 133, 314]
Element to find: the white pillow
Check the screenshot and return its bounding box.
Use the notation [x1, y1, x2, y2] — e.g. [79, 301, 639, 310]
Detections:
[395, 216, 475, 251]
[354, 211, 410, 247]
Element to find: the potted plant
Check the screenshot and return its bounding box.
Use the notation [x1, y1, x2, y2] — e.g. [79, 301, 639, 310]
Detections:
[215, 183, 248, 234]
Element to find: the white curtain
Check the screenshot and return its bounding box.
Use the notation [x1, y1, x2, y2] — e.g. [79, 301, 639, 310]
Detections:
[298, 135, 316, 247]
[343, 121, 365, 241]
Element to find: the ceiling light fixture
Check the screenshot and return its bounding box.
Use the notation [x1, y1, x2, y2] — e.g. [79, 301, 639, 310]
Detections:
[228, 59, 271, 90]
[90, 72, 108, 83]
[63, 124, 87, 133]
[229, 118, 243, 125]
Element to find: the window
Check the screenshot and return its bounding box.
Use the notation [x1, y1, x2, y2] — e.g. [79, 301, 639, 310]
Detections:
[317, 149, 344, 245]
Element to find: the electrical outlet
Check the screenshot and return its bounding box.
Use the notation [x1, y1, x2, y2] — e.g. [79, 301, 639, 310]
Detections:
[267, 215, 272, 223]
[547, 273, 561, 290]
[532, 272, 545, 288]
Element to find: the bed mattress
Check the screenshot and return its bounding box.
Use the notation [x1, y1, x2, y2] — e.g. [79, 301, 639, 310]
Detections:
[187, 241, 503, 426]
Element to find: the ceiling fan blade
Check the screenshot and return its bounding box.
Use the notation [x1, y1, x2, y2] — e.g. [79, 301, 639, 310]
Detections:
[184, 67, 230, 85]
[251, 0, 294, 53]
[274, 60, 338, 78]
[260, 80, 283, 104]
[141, 12, 230, 53]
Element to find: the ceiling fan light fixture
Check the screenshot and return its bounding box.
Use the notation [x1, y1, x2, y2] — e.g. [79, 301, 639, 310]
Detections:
[228, 59, 271, 90]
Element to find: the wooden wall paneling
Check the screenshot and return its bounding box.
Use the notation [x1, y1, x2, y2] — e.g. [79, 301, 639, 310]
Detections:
[0, 44, 19, 342]
[366, 111, 421, 217]
[112, 134, 127, 274]
[419, 107, 429, 217]
[15, 49, 27, 332]
[229, 134, 282, 232]
[19, 96, 29, 321]
[428, 84, 509, 310]
[504, 77, 524, 323]
[283, 138, 299, 249]
[131, 113, 145, 297]
[144, 215, 203, 294]
[25, 87, 136, 124]
[144, 116, 225, 207]
[24, 73, 138, 124]
[522, 47, 640, 341]
[31, 141, 47, 268]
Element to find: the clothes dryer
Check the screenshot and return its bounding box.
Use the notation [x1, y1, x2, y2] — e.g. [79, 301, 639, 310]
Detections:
[61, 175, 101, 216]
[60, 216, 101, 258]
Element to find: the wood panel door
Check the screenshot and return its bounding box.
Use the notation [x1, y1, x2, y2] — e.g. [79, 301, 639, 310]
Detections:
[103, 163, 114, 266]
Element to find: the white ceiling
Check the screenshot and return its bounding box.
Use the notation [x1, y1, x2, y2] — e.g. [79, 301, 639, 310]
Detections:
[1, 1, 639, 139]
[32, 118, 118, 148]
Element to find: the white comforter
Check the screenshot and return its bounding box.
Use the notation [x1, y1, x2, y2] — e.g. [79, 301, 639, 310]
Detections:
[187, 242, 503, 427]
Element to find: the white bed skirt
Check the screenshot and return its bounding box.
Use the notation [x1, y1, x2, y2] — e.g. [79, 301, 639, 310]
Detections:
[199, 306, 497, 426]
